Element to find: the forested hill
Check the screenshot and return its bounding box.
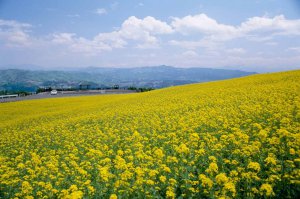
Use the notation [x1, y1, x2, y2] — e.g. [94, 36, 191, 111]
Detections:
[0, 66, 255, 92]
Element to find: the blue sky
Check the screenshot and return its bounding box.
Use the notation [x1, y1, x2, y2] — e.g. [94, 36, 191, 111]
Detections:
[0, 0, 300, 72]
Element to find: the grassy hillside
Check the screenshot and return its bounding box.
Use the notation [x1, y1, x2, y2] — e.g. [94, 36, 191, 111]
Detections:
[0, 70, 299, 198]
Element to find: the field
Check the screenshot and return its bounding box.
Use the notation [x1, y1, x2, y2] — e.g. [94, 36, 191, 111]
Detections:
[0, 70, 300, 198]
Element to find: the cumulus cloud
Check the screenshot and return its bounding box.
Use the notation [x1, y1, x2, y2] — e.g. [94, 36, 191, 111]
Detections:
[1, 14, 300, 71]
[52, 33, 112, 55]
[0, 19, 32, 29]
[124, 16, 173, 35]
[168, 13, 300, 56]
[52, 33, 76, 44]
[169, 39, 221, 50]
[171, 14, 236, 38]
[0, 19, 32, 47]
[4, 14, 300, 53]
[239, 15, 300, 36]
[94, 31, 127, 48]
[171, 14, 300, 42]
[50, 16, 173, 54]
[117, 16, 173, 45]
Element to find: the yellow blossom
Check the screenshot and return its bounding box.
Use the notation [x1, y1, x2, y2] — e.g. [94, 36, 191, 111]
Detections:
[290, 148, 295, 155]
[110, 194, 118, 199]
[247, 162, 261, 172]
[216, 173, 229, 185]
[159, 175, 167, 183]
[260, 183, 274, 196]
[206, 162, 218, 174]
[0, 70, 299, 199]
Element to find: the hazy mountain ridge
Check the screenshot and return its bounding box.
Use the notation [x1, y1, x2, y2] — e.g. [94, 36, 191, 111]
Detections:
[0, 66, 256, 92]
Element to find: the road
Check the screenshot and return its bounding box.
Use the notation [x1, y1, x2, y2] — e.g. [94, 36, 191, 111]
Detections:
[0, 90, 137, 103]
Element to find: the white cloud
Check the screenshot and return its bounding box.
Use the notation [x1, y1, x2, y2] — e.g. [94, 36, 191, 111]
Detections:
[239, 15, 300, 36]
[69, 37, 111, 55]
[7, 31, 31, 46]
[4, 14, 300, 54]
[94, 16, 173, 49]
[47, 14, 300, 56]
[94, 31, 127, 48]
[52, 33, 112, 55]
[1, 14, 300, 72]
[96, 8, 107, 15]
[0, 19, 32, 29]
[240, 15, 283, 32]
[52, 33, 76, 44]
[49, 16, 173, 54]
[237, 15, 300, 41]
[171, 14, 300, 43]
[0, 19, 32, 47]
[119, 16, 173, 44]
[171, 14, 237, 40]
[121, 16, 173, 35]
[169, 39, 220, 50]
[167, 13, 300, 65]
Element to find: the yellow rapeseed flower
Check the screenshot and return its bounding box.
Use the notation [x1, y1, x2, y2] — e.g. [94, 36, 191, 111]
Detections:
[247, 162, 261, 172]
[109, 194, 118, 199]
[215, 173, 229, 185]
[260, 183, 274, 196]
[0, 70, 299, 198]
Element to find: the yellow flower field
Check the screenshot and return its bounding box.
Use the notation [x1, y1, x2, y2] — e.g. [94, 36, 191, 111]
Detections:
[0, 70, 300, 198]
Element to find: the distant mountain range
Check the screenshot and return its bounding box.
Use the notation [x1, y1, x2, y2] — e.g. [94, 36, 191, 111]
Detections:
[0, 66, 256, 92]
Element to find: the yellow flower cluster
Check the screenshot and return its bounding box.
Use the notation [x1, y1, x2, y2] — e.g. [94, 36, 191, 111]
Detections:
[0, 70, 300, 198]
